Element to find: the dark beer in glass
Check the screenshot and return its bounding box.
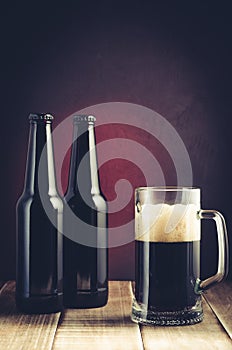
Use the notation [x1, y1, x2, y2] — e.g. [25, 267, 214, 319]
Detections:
[131, 187, 228, 325]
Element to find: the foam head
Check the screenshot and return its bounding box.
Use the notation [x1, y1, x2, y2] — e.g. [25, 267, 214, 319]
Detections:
[135, 203, 200, 242]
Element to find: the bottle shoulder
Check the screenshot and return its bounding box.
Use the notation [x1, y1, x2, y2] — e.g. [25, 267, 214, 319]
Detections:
[17, 191, 63, 211]
[64, 192, 107, 211]
[92, 193, 107, 211]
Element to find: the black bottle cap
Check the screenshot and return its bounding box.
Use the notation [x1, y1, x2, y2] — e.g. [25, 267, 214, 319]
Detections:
[73, 115, 96, 123]
[29, 113, 54, 121]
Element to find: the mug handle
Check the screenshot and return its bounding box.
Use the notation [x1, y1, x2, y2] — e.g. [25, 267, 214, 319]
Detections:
[195, 210, 229, 294]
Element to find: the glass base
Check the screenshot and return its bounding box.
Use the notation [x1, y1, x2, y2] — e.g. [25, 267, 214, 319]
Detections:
[131, 299, 203, 326]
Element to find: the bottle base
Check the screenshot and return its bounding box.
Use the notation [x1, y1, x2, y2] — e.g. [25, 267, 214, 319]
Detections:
[15, 293, 63, 314]
[131, 299, 203, 326]
[64, 289, 108, 308]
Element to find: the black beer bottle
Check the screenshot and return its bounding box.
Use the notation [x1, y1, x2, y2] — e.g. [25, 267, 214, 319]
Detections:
[63, 115, 108, 308]
[16, 113, 63, 313]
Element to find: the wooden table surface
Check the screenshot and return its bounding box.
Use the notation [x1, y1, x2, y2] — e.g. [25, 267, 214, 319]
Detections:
[0, 280, 231, 349]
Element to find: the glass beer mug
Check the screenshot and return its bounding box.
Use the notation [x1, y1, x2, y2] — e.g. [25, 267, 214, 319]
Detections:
[131, 187, 228, 326]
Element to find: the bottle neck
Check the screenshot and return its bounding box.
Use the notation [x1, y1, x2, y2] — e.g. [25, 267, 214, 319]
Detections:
[67, 121, 100, 197]
[24, 120, 57, 196]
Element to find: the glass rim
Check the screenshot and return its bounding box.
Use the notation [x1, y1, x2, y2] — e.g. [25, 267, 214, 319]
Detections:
[135, 186, 200, 192]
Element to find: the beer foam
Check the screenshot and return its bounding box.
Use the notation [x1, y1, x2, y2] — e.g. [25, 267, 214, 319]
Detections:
[136, 203, 200, 242]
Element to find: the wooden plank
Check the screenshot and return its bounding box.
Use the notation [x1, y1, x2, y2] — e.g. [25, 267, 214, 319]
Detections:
[53, 281, 143, 350]
[140, 298, 232, 350]
[204, 280, 232, 339]
[0, 280, 231, 349]
[0, 281, 61, 350]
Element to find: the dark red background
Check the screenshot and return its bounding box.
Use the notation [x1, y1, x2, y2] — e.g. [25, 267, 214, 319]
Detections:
[1, 2, 231, 280]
